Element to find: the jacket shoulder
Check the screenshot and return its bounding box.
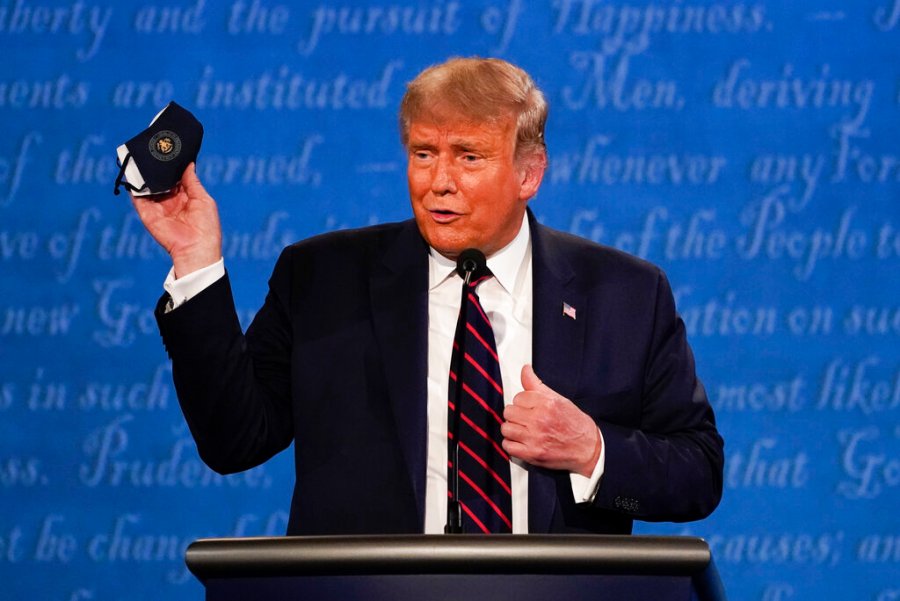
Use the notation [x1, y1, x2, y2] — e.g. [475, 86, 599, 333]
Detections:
[287, 219, 416, 255]
[534, 222, 664, 289]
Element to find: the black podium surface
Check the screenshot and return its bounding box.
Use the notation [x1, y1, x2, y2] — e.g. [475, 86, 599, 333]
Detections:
[186, 535, 726, 601]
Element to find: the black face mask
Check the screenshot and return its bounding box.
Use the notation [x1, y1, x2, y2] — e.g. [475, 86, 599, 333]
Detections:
[114, 101, 204, 196]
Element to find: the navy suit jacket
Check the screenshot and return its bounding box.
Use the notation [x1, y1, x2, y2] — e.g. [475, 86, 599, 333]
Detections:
[156, 212, 723, 535]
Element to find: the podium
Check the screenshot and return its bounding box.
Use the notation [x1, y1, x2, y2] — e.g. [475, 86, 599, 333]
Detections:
[186, 535, 726, 600]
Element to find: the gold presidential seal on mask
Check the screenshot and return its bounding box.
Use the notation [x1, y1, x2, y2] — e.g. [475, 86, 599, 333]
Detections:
[149, 130, 182, 162]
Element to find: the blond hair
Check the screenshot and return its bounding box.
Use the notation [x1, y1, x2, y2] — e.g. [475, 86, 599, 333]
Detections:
[399, 57, 548, 163]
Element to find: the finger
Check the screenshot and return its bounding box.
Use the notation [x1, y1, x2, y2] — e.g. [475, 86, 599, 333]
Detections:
[511, 389, 540, 409]
[501, 406, 529, 428]
[500, 422, 528, 444]
[129, 189, 165, 219]
[501, 438, 530, 459]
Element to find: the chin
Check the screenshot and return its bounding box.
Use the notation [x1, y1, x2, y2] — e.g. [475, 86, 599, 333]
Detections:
[431, 245, 464, 260]
[420, 232, 468, 259]
[434, 240, 477, 260]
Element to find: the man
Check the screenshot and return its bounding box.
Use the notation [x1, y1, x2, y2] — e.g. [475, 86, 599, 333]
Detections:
[133, 57, 723, 535]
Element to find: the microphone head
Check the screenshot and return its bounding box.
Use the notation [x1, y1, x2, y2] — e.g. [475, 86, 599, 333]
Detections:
[456, 248, 487, 280]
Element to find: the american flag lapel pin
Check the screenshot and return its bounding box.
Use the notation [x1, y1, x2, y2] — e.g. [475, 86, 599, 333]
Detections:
[562, 302, 577, 320]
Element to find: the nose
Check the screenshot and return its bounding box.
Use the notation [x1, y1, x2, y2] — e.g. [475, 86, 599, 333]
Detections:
[431, 155, 457, 195]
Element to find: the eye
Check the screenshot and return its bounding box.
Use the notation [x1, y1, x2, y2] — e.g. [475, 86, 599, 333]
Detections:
[462, 153, 480, 162]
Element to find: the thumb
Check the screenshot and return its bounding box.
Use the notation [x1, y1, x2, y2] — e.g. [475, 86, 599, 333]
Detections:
[520, 364, 549, 392]
[181, 162, 208, 197]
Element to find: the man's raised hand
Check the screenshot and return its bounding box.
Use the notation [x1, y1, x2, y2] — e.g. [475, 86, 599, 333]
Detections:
[129, 162, 222, 278]
[501, 364, 601, 477]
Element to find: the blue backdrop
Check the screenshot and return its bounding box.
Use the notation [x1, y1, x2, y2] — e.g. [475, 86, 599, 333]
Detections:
[1, 1, 898, 599]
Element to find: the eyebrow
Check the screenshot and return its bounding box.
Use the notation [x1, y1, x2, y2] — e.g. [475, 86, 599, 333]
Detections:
[407, 140, 437, 151]
[447, 135, 490, 149]
[407, 139, 484, 152]
[406, 131, 498, 154]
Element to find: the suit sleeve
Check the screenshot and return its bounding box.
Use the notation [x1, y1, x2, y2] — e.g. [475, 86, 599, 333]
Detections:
[591, 270, 724, 522]
[155, 248, 296, 474]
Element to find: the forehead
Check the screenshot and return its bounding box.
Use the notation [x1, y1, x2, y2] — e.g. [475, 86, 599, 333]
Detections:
[406, 115, 516, 148]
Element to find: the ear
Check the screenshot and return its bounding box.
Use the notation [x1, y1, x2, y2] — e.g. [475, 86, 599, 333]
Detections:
[517, 152, 547, 202]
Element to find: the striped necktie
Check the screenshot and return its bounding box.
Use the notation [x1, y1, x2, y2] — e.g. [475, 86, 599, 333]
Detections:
[447, 273, 512, 533]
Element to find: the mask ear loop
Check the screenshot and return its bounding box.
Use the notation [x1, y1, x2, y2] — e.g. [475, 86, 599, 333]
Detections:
[113, 153, 148, 196]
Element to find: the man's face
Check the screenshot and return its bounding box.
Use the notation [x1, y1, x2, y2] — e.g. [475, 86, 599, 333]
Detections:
[406, 115, 543, 260]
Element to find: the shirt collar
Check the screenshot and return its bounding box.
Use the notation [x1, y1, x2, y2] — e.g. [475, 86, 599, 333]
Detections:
[428, 212, 531, 294]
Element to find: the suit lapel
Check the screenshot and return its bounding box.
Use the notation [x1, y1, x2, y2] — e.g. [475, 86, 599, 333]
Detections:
[369, 221, 430, 530]
[528, 213, 587, 533]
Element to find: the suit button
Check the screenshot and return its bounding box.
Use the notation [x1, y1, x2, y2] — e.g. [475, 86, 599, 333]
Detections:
[614, 496, 640, 513]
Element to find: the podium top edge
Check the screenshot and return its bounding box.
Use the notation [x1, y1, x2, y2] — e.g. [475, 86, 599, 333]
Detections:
[185, 534, 712, 581]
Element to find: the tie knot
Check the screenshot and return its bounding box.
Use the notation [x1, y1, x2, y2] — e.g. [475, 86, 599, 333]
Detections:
[455, 251, 491, 286]
[467, 271, 493, 289]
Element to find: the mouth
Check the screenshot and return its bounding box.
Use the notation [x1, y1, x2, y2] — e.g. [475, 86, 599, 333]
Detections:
[429, 209, 462, 224]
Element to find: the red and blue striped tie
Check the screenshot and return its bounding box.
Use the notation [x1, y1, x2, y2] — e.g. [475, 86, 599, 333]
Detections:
[448, 274, 512, 534]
